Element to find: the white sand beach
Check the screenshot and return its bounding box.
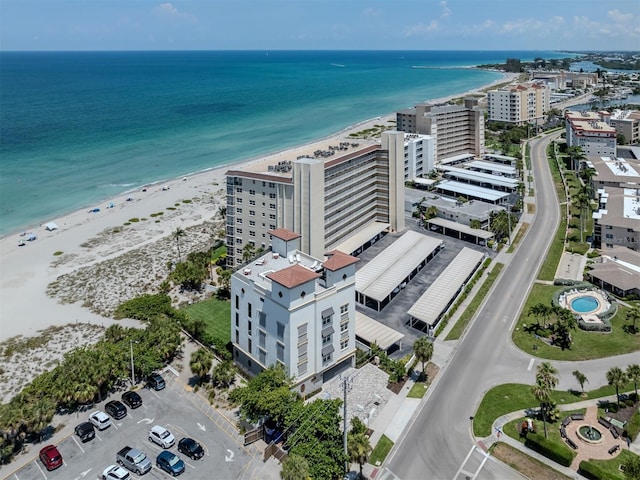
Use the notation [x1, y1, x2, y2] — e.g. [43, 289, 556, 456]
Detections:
[0, 72, 518, 387]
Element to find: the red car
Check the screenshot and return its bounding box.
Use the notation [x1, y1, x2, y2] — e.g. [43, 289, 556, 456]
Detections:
[39, 445, 63, 471]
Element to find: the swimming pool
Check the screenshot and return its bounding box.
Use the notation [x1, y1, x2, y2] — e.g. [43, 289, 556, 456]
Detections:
[571, 296, 600, 313]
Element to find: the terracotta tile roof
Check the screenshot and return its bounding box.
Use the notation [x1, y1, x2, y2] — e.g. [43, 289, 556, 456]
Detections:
[269, 228, 301, 241]
[267, 264, 320, 288]
[323, 250, 359, 271]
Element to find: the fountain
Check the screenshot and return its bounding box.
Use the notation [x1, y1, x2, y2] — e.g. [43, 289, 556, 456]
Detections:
[577, 424, 603, 444]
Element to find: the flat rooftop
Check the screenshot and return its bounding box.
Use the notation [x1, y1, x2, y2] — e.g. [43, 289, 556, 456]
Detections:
[436, 180, 511, 202]
[440, 166, 520, 189]
[464, 160, 517, 176]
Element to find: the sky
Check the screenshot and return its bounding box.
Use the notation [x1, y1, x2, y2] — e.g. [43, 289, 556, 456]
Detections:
[1, 0, 639, 52]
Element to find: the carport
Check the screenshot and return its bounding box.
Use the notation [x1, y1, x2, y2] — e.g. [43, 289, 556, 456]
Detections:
[333, 222, 389, 256]
[407, 247, 485, 331]
[355, 231, 444, 311]
[425, 217, 494, 245]
[355, 311, 405, 352]
[434, 180, 511, 205]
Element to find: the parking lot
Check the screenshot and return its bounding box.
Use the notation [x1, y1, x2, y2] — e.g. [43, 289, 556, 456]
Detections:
[3, 376, 279, 480]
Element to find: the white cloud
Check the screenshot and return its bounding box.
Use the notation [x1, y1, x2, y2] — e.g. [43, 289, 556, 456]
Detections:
[403, 20, 439, 37]
[499, 15, 565, 37]
[153, 3, 197, 24]
[440, 1, 451, 18]
[362, 7, 381, 18]
[607, 9, 632, 23]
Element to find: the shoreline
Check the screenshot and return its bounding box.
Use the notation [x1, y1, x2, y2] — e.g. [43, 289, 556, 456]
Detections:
[1, 69, 513, 240]
[0, 71, 517, 343]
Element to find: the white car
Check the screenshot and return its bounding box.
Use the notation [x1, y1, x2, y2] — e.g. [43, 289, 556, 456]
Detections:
[90, 410, 112, 431]
[148, 425, 175, 448]
[102, 464, 130, 480]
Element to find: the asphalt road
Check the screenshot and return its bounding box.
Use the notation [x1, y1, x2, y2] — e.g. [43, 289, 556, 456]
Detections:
[383, 132, 639, 480]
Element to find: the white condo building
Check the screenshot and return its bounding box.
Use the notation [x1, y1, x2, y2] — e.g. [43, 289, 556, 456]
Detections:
[487, 83, 549, 126]
[565, 111, 617, 157]
[230, 228, 358, 391]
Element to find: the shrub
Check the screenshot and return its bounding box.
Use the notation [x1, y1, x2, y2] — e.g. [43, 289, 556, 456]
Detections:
[524, 432, 575, 467]
[114, 294, 172, 321]
[578, 460, 611, 480]
[624, 411, 640, 441]
[53, 251, 63, 256]
[128, 218, 140, 223]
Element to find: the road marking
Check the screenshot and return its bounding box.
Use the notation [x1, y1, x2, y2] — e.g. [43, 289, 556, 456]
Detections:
[375, 468, 400, 480]
[527, 358, 535, 371]
[72, 468, 92, 480]
[197, 422, 206, 432]
[225, 449, 235, 462]
[95, 432, 103, 442]
[71, 435, 85, 453]
[34, 460, 47, 479]
[150, 390, 161, 399]
[137, 417, 155, 425]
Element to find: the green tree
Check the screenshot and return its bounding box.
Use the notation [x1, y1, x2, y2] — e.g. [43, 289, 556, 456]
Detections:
[280, 454, 310, 480]
[242, 243, 256, 264]
[190, 348, 214, 384]
[532, 362, 559, 438]
[532, 379, 552, 439]
[216, 268, 232, 293]
[413, 337, 434, 379]
[170, 260, 208, 291]
[348, 431, 372, 479]
[626, 364, 640, 399]
[572, 370, 588, 395]
[528, 303, 550, 328]
[469, 219, 482, 230]
[606, 366, 628, 408]
[218, 206, 227, 220]
[211, 360, 237, 389]
[567, 146, 585, 171]
[622, 453, 640, 479]
[627, 306, 640, 334]
[174, 227, 186, 263]
[350, 416, 368, 436]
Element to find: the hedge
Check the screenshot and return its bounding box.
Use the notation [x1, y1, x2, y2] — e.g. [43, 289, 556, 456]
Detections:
[578, 460, 614, 480]
[625, 411, 640, 441]
[524, 432, 575, 467]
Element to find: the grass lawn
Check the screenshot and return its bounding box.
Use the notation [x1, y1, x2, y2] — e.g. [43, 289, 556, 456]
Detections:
[182, 297, 231, 345]
[503, 409, 585, 445]
[508, 224, 529, 253]
[583, 450, 639, 480]
[473, 383, 635, 437]
[490, 442, 572, 480]
[407, 381, 428, 399]
[512, 284, 639, 360]
[369, 434, 394, 466]
[445, 263, 503, 341]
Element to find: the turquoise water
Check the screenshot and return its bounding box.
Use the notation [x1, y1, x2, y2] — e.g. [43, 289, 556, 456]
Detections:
[571, 296, 599, 313]
[0, 50, 568, 235]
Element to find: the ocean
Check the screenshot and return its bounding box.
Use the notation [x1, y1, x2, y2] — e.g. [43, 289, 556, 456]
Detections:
[0, 50, 568, 236]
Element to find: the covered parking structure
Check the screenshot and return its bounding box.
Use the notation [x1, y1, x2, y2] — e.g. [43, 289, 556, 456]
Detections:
[463, 160, 517, 178]
[355, 311, 405, 353]
[425, 217, 494, 246]
[355, 231, 444, 311]
[434, 180, 511, 205]
[333, 222, 389, 257]
[439, 166, 520, 193]
[407, 247, 485, 332]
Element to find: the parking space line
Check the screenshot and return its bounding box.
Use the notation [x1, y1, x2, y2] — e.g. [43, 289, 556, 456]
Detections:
[34, 460, 47, 479]
[95, 432, 103, 442]
[71, 435, 85, 453]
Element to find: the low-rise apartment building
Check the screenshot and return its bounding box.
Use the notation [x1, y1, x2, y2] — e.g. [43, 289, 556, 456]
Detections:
[593, 187, 640, 251]
[487, 83, 549, 126]
[609, 109, 640, 145]
[565, 111, 617, 157]
[396, 98, 484, 161]
[230, 229, 358, 391]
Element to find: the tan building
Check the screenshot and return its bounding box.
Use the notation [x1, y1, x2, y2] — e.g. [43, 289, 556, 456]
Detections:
[530, 71, 598, 90]
[487, 82, 549, 126]
[593, 187, 640, 251]
[609, 109, 640, 145]
[396, 98, 484, 161]
[225, 132, 406, 267]
[565, 111, 617, 157]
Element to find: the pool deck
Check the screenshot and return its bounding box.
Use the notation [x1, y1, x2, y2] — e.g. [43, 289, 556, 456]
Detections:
[555, 252, 587, 282]
[562, 289, 610, 316]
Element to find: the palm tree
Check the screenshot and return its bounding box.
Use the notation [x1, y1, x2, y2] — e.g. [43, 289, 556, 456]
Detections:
[528, 303, 549, 328]
[280, 453, 310, 480]
[174, 227, 186, 263]
[242, 243, 256, 264]
[572, 370, 588, 395]
[606, 366, 628, 408]
[190, 348, 214, 384]
[626, 306, 640, 334]
[348, 431, 372, 479]
[533, 362, 558, 438]
[536, 362, 559, 390]
[413, 337, 434, 380]
[575, 186, 591, 243]
[531, 379, 552, 438]
[626, 364, 640, 399]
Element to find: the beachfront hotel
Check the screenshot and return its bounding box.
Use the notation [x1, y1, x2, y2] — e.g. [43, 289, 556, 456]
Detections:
[225, 132, 406, 268]
[395, 98, 485, 162]
[565, 110, 617, 157]
[230, 229, 358, 390]
[487, 82, 550, 126]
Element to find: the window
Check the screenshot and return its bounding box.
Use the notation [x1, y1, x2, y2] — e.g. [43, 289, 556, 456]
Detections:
[322, 334, 332, 345]
[277, 342, 285, 361]
[235, 312, 239, 327]
[298, 362, 307, 375]
[248, 303, 252, 318]
[298, 324, 307, 342]
[322, 315, 333, 326]
[340, 321, 348, 333]
[277, 322, 285, 339]
[248, 320, 252, 336]
[236, 187, 243, 193]
[236, 238, 243, 245]
[236, 248, 243, 254]
[340, 304, 348, 314]
[249, 231, 256, 237]
[235, 330, 239, 344]
[249, 189, 255, 195]
[268, 182, 275, 188]
[249, 200, 256, 206]
[237, 218, 243, 224]
[269, 224, 276, 230]
[259, 349, 266, 364]
[259, 330, 266, 348]
[269, 214, 276, 220]
[236, 228, 242, 234]
[269, 193, 276, 199]
[249, 210, 255, 216]
[235, 295, 239, 309]
[341, 339, 349, 350]
[322, 353, 332, 364]
[269, 204, 276, 209]
[237, 207, 243, 214]
[249, 220, 255, 226]
[248, 338, 252, 354]
[259, 311, 266, 327]
[236, 198, 242, 204]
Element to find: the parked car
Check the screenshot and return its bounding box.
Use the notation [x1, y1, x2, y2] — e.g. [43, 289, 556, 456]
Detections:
[156, 450, 185, 476]
[90, 410, 112, 430]
[105, 400, 127, 420]
[116, 446, 152, 475]
[148, 425, 175, 448]
[102, 464, 131, 480]
[121, 391, 142, 409]
[74, 422, 95, 442]
[39, 445, 63, 471]
[177, 437, 204, 460]
[147, 373, 165, 391]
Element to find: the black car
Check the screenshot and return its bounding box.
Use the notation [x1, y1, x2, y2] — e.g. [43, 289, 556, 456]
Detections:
[178, 437, 204, 460]
[104, 400, 127, 420]
[148, 373, 166, 391]
[74, 422, 95, 442]
[121, 391, 142, 409]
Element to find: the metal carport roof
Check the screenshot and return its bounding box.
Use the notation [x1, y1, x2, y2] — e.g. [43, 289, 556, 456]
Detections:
[355, 311, 405, 350]
[427, 217, 495, 240]
[408, 247, 485, 326]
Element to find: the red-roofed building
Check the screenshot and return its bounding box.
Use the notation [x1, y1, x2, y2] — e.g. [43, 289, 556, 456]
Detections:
[487, 82, 549, 126]
[231, 228, 357, 392]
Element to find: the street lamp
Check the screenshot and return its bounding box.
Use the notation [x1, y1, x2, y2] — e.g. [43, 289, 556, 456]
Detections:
[130, 340, 139, 386]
